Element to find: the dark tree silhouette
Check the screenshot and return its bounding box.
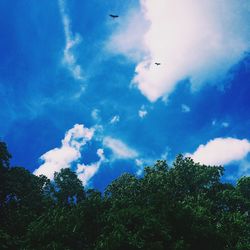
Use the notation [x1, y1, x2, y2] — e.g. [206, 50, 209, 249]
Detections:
[0, 142, 249, 250]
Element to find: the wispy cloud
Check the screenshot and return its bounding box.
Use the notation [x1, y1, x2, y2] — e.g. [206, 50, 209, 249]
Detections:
[135, 158, 145, 176]
[222, 122, 229, 128]
[91, 109, 101, 121]
[181, 104, 191, 113]
[109, 0, 250, 101]
[34, 125, 139, 185]
[34, 124, 95, 183]
[76, 148, 105, 186]
[186, 137, 250, 166]
[103, 136, 138, 159]
[138, 105, 148, 118]
[237, 159, 250, 177]
[110, 115, 120, 124]
[105, 9, 148, 61]
[212, 119, 230, 128]
[58, 0, 84, 81]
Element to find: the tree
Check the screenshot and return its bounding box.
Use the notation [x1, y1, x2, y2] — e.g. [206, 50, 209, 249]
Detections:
[54, 168, 85, 205]
[1, 141, 250, 249]
[237, 177, 250, 200]
[0, 141, 11, 206]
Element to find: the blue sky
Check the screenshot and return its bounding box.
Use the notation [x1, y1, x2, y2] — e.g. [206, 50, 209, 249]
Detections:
[1, 0, 250, 190]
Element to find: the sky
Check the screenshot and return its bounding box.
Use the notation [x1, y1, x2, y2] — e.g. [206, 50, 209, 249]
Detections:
[1, 0, 250, 190]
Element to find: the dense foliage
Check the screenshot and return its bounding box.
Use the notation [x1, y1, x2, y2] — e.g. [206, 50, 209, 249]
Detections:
[0, 141, 250, 249]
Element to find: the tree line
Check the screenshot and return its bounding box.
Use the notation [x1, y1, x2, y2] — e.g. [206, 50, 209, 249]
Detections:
[0, 141, 250, 249]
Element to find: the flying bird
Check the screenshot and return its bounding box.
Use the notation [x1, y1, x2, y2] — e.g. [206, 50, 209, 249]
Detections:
[155, 62, 161, 66]
[109, 14, 119, 19]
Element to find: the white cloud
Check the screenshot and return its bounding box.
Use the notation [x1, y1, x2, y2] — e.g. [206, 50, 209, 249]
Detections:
[72, 84, 85, 99]
[105, 9, 149, 61]
[103, 136, 138, 159]
[58, 0, 84, 81]
[138, 105, 148, 118]
[222, 122, 229, 128]
[212, 120, 230, 127]
[181, 104, 191, 113]
[34, 124, 94, 180]
[91, 109, 100, 121]
[76, 148, 105, 186]
[110, 115, 120, 124]
[139, 110, 147, 118]
[135, 158, 144, 176]
[238, 159, 250, 177]
[186, 137, 250, 166]
[161, 148, 170, 161]
[109, 0, 250, 101]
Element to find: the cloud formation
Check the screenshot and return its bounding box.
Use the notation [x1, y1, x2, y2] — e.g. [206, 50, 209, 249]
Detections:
[110, 115, 120, 124]
[106, 9, 149, 61]
[110, 0, 250, 101]
[138, 105, 148, 118]
[181, 104, 191, 113]
[58, 0, 84, 80]
[34, 124, 94, 180]
[186, 137, 250, 166]
[139, 110, 147, 118]
[76, 148, 105, 186]
[103, 136, 138, 159]
[91, 109, 101, 121]
[222, 122, 229, 128]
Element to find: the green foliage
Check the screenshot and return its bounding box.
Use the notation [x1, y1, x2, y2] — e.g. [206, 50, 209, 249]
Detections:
[54, 168, 85, 205]
[0, 141, 250, 250]
[237, 177, 250, 200]
[0, 142, 11, 207]
[0, 142, 11, 169]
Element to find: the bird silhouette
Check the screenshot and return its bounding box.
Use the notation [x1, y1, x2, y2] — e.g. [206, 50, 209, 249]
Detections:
[109, 14, 119, 19]
[155, 62, 161, 66]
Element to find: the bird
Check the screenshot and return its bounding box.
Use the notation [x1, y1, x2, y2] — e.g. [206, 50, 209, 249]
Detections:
[155, 62, 161, 66]
[109, 14, 119, 19]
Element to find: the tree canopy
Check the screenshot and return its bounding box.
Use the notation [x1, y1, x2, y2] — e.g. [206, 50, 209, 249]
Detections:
[0, 142, 249, 249]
